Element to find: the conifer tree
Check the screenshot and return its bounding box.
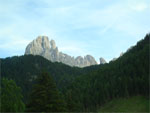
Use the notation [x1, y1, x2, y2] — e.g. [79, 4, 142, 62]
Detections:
[0, 78, 25, 112]
[27, 72, 67, 112]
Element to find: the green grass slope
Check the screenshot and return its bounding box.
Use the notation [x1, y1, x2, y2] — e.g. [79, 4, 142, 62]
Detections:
[98, 96, 149, 112]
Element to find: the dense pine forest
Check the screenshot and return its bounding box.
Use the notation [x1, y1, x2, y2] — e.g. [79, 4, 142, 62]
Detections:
[0, 34, 149, 112]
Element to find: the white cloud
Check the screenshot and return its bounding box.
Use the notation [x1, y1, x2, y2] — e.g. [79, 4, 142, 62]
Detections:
[131, 3, 148, 12]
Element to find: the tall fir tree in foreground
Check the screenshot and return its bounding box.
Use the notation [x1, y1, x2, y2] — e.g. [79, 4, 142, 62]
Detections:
[26, 71, 67, 112]
[0, 78, 25, 112]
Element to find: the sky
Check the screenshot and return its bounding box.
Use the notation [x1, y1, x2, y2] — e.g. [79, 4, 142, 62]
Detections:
[0, 0, 150, 63]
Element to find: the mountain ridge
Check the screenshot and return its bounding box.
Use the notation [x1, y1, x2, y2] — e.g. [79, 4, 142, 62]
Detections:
[25, 36, 98, 67]
[1, 34, 149, 112]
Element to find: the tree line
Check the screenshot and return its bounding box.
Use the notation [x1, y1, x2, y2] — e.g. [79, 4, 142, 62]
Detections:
[0, 34, 149, 112]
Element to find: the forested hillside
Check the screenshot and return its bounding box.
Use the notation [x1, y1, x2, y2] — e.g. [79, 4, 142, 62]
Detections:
[1, 55, 80, 101]
[1, 34, 149, 112]
[1, 53, 100, 102]
[64, 34, 149, 111]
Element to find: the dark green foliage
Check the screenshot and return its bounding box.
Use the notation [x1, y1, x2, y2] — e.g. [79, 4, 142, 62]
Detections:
[26, 72, 67, 112]
[0, 78, 25, 112]
[1, 55, 87, 103]
[1, 54, 99, 104]
[1, 34, 149, 112]
[65, 34, 150, 111]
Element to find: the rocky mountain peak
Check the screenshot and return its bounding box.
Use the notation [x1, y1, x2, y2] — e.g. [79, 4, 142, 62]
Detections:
[25, 36, 97, 67]
[99, 57, 107, 64]
[50, 39, 56, 49]
[39, 36, 50, 49]
[25, 36, 50, 55]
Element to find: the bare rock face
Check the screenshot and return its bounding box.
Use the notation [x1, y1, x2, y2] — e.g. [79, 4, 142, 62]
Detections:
[25, 36, 97, 67]
[84, 55, 97, 66]
[50, 40, 56, 49]
[25, 36, 50, 55]
[99, 57, 107, 64]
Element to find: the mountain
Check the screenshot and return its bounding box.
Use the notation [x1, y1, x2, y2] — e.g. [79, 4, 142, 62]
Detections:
[99, 57, 107, 64]
[0, 55, 80, 102]
[25, 36, 97, 67]
[1, 54, 99, 103]
[65, 34, 149, 111]
[1, 34, 149, 112]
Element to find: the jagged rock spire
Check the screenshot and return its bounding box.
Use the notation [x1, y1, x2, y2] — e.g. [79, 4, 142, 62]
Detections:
[50, 39, 56, 49]
[99, 57, 107, 64]
[25, 36, 97, 67]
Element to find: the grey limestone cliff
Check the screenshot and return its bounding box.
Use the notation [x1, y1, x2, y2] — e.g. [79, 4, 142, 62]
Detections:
[99, 57, 107, 64]
[25, 36, 97, 67]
